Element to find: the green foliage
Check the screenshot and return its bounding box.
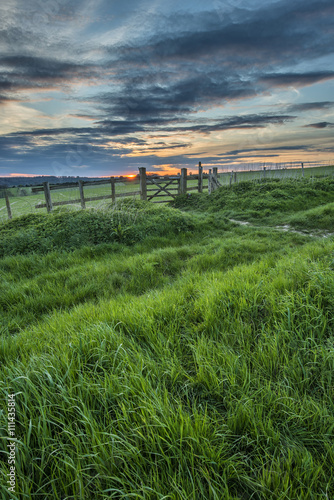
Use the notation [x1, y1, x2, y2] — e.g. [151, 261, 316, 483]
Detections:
[172, 177, 334, 227]
[0, 226, 307, 335]
[289, 202, 334, 231]
[0, 202, 195, 257]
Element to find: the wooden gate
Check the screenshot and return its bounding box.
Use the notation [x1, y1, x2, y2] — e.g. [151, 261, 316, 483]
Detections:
[147, 177, 180, 203]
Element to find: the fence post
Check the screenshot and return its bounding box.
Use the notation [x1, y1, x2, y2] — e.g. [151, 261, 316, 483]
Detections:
[208, 169, 212, 194]
[230, 171, 233, 187]
[213, 167, 218, 191]
[5, 190, 12, 220]
[198, 162, 203, 193]
[301, 162, 304, 178]
[180, 168, 187, 195]
[110, 177, 116, 203]
[234, 171, 237, 183]
[78, 180, 86, 209]
[263, 167, 266, 179]
[43, 182, 53, 213]
[139, 167, 147, 200]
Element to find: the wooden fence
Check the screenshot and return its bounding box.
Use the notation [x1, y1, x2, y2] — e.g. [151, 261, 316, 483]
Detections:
[0, 163, 221, 218]
[2, 161, 333, 220]
[10, 163, 219, 215]
[30, 177, 140, 211]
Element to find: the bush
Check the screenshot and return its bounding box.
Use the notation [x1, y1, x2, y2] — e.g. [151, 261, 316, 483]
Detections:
[0, 202, 196, 257]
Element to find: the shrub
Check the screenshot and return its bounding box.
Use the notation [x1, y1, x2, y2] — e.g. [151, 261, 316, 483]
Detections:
[0, 203, 195, 257]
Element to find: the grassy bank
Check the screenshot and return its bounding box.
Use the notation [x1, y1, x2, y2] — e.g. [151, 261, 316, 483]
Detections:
[173, 177, 334, 230]
[0, 177, 333, 498]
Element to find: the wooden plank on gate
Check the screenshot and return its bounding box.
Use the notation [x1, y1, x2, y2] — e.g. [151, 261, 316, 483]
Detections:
[149, 194, 175, 198]
[146, 187, 179, 192]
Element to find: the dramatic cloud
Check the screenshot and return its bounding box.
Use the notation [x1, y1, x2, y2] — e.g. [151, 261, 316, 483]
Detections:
[223, 145, 313, 157]
[0, 0, 333, 176]
[287, 102, 334, 112]
[304, 122, 334, 128]
[260, 72, 334, 88]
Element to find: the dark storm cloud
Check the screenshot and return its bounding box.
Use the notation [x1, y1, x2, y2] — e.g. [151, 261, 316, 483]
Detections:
[259, 71, 334, 88]
[115, 0, 334, 66]
[1, 0, 334, 175]
[94, 73, 257, 125]
[303, 122, 334, 128]
[11, 112, 294, 143]
[95, 0, 334, 130]
[0, 93, 18, 104]
[0, 80, 15, 91]
[10, 127, 97, 137]
[143, 143, 191, 152]
[3, 0, 334, 122]
[222, 145, 313, 157]
[171, 114, 296, 134]
[0, 55, 98, 94]
[0, 55, 93, 79]
[287, 102, 334, 112]
[0, 134, 32, 151]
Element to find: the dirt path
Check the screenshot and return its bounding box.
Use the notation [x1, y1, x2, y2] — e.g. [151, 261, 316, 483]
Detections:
[229, 219, 334, 239]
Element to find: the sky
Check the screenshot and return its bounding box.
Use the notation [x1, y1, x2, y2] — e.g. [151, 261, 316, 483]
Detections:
[0, 0, 334, 177]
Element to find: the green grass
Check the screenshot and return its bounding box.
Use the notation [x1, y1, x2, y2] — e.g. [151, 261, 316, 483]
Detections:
[218, 163, 334, 184]
[289, 202, 334, 232]
[0, 176, 334, 498]
[173, 177, 334, 230]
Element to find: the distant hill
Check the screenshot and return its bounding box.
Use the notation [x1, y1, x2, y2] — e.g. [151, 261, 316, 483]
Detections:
[0, 176, 107, 188]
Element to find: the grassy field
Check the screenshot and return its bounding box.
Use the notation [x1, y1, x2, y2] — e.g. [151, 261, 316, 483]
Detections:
[218, 164, 334, 185]
[0, 177, 334, 498]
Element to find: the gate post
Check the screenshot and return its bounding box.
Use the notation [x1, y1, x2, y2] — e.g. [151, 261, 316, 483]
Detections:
[198, 162, 203, 193]
[212, 167, 218, 191]
[208, 169, 212, 194]
[139, 167, 147, 200]
[180, 168, 187, 195]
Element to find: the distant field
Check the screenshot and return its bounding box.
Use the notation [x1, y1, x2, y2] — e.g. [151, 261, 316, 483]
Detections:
[219, 163, 334, 184]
